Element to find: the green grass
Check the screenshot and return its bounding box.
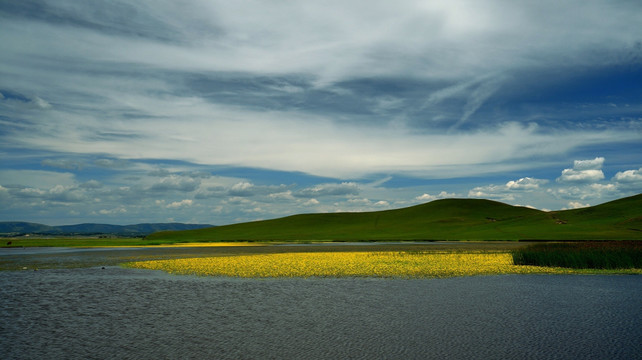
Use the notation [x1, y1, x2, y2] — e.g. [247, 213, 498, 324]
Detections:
[148, 194, 642, 242]
[0, 237, 179, 247]
[512, 241, 642, 269]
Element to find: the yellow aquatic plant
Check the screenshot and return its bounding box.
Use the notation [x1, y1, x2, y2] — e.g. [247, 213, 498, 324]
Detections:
[123, 251, 616, 278]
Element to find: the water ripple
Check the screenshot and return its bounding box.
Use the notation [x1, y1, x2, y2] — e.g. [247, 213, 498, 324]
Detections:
[1, 268, 640, 359]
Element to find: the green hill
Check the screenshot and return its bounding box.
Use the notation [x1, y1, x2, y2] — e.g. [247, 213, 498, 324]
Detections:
[147, 194, 642, 242]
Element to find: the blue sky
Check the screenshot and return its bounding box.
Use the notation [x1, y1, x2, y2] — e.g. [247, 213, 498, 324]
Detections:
[1, 0, 641, 225]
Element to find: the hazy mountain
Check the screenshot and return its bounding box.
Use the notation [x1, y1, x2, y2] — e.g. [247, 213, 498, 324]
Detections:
[0, 222, 213, 237]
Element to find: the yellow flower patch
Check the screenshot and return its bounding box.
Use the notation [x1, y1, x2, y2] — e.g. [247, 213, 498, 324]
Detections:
[123, 251, 594, 278]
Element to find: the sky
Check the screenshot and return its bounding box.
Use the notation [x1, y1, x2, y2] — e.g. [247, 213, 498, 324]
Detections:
[1, 0, 641, 226]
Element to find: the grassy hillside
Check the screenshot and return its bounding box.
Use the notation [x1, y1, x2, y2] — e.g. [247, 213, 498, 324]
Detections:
[147, 194, 642, 242]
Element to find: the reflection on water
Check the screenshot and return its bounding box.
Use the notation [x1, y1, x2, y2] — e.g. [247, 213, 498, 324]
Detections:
[1, 268, 640, 359]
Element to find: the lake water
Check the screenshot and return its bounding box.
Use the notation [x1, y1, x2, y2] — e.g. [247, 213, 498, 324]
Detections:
[1, 267, 640, 359]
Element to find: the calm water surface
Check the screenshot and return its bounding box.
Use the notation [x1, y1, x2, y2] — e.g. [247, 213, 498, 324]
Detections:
[1, 267, 640, 360]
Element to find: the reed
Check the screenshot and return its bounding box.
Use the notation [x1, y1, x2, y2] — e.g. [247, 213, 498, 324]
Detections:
[512, 241, 642, 269]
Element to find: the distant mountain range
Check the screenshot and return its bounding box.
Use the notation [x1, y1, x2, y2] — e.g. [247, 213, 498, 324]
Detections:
[0, 222, 214, 237]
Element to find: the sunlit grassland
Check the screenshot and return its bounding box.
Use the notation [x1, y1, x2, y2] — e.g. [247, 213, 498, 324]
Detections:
[1, 237, 164, 247]
[148, 194, 642, 242]
[122, 251, 642, 278]
[0, 237, 264, 248]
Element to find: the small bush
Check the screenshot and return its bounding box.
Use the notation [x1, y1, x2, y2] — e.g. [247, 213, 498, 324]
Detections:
[512, 241, 642, 269]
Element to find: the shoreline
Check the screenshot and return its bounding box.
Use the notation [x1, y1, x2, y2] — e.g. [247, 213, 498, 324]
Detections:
[2, 242, 640, 276]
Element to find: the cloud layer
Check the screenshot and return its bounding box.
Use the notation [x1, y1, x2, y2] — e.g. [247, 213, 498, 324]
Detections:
[0, 156, 640, 225]
[1, 1, 641, 224]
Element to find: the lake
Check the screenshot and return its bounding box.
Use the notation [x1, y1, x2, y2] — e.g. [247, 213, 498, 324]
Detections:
[1, 266, 640, 359]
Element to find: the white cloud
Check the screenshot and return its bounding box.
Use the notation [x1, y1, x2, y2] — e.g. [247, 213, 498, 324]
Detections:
[40, 110, 636, 178]
[194, 187, 226, 199]
[468, 185, 515, 201]
[166, 199, 193, 209]
[80, 180, 103, 189]
[268, 191, 295, 201]
[303, 198, 319, 206]
[47, 185, 86, 203]
[589, 183, 618, 193]
[228, 182, 254, 196]
[6, 1, 633, 83]
[547, 187, 583, 200]
[416, 191, 456, 201]
[515, 204, 540, 210]
[566, 201, 590, 209]
[506, 177, 548, 190]
[348, 198, 371, 205]
[296, 182, 360, 198]
[453, 76, 506, 129]
[150, 175, 200, 192]
[148, 169, 172, 177]
[31, 96, 51, 109]
[242, 206, 263, 214]
[573, 157, 604, 170]
[42, 159, 84, 170]
[0, 170, 76, 188]
[613, 167, 642, 186]
[547, 180, 622, 203]
[16, 187, 46, 198]
[468, 176, 549, 202]
[6, 183, 87, 203]
[98, 207, 127, 215]
[557, 157, 605, 183]
[226, 182, 292, 198]
[94, 159, 129, 169]
[345, 198, 391, 207]
[416, 194, 434, 201]
[558, 169, 605, 183]
[2, 2, 640, 180]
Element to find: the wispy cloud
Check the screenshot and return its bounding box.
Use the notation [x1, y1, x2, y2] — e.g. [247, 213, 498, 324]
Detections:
[1, 1, 641, 224]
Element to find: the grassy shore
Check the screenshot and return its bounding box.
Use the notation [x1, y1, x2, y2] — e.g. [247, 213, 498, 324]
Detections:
[0, 237, 533, 249]
[4, 240, 640, 277]
[2, 237, 155, 247]
[0, 237, 217, 247]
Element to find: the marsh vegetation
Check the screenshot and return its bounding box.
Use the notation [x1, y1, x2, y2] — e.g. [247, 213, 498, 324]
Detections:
[512, 241, 642, 269]
[123, 249, 642, 278]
